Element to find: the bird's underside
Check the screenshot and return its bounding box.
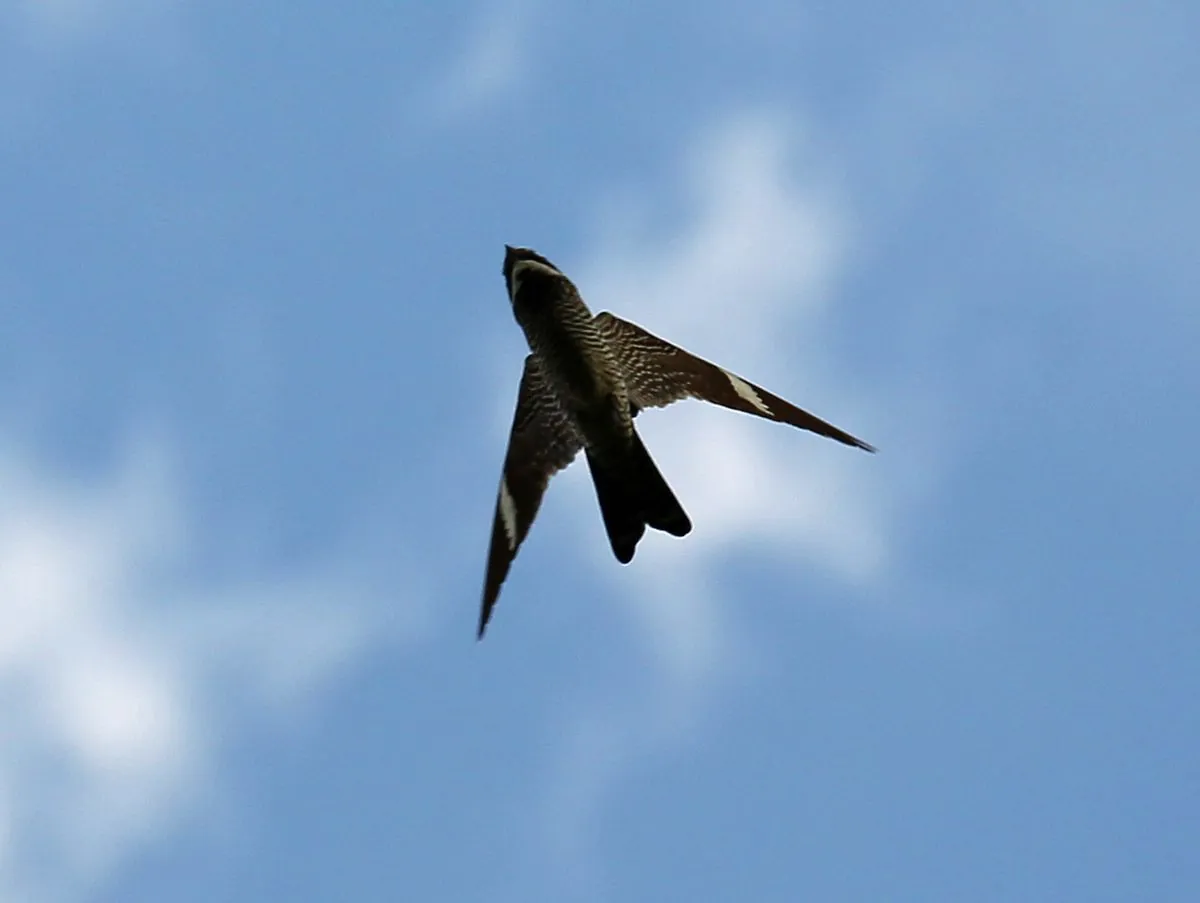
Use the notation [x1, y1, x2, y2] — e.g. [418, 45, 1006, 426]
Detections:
[478, 310, 875, 638]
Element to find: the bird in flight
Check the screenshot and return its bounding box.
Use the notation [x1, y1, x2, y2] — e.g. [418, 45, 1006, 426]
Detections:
[478, 245, 875, 638]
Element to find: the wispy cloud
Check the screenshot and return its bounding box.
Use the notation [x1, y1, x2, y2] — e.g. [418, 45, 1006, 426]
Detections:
[415, 0, 534, 125]
[536, 108, 904, 881]
[578, 108, 886, 670]
[5, 0, 179, 50]
[0, 431, 405, 901]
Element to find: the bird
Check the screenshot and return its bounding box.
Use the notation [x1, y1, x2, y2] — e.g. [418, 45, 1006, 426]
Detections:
[478, 245, 875, 638]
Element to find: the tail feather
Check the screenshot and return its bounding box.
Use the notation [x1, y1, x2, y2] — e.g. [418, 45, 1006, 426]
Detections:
[587, 428, 691, 564]
[628, 429, 691, 538]
[586, 450, 645, 563]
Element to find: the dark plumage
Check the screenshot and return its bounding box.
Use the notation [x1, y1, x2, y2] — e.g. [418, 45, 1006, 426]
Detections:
[478, 245, 874, 638]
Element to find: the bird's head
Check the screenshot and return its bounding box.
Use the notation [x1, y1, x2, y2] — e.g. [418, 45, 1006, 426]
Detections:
[503, 245, 562, 302]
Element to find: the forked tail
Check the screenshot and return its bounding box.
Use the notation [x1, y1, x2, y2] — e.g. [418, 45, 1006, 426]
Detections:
[586, 427, 692, 564]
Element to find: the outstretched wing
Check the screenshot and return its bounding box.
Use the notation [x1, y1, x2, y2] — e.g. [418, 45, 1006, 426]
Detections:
[594, 312, 875, 452]
[479, 355, 584, 638]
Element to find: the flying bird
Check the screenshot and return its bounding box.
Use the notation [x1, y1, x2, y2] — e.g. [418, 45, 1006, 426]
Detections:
[479, 245, 874, 638]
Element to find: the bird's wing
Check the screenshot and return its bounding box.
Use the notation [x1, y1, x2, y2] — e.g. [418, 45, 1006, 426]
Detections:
[479, 355, 584, 638]
[594, 312, 876, 453]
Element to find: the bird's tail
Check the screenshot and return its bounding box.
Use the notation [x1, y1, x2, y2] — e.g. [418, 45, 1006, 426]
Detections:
[586, 427, 692, 564]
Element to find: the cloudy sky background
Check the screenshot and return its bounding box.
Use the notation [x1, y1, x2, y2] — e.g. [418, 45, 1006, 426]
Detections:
[1, 1, 1197, 900]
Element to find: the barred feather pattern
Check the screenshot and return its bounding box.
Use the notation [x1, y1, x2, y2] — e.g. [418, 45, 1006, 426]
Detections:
[479, 355, 584, 637]
[593, 312, 876, 452]
[513, 274, 634, 448]
[479, 246, 875, 638]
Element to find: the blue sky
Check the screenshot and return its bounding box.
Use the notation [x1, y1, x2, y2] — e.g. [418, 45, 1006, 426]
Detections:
[1, 1, 1197, 900]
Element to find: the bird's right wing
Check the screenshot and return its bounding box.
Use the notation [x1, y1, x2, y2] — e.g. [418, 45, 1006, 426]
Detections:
[479, 355, 584, 638]
[594, 312, 876, 453]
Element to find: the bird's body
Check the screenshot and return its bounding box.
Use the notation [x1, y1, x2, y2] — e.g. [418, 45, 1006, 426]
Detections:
[506, 251, 633, 459]
[479, 245, 875, 638]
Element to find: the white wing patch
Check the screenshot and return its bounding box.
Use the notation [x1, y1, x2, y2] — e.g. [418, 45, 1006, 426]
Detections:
[723, 370, 773, 417]
[499, 478, 519, 550]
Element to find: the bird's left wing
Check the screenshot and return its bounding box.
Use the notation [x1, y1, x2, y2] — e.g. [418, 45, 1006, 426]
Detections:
[479, 355, 584, 638]
[595, 312, 875, 453]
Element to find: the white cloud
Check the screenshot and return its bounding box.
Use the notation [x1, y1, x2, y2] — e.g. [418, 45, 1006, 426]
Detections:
[6, 0, 178, 49]
[576, 109, 886, 670]
[15, 0, 111, 40]
[536, 108, 903, 881]
[0, 433, 401, 902]
[415, 0, 533, 125]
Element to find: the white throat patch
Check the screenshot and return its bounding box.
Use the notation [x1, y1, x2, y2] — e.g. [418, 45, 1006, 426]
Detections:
[509, 258, 561, 298]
